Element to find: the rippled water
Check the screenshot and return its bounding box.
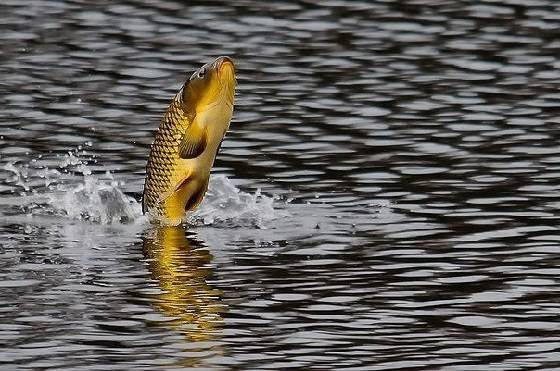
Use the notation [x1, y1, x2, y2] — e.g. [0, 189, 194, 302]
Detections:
[2, 0, 560, 369]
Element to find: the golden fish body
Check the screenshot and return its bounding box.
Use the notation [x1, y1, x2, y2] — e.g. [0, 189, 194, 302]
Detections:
[143, 56, 236, 225]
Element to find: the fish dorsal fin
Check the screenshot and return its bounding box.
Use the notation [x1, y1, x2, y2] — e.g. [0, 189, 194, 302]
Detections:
[178, 120, 207, 159]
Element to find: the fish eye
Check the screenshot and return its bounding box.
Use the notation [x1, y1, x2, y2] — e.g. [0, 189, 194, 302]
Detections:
[197, 67, 206, 79]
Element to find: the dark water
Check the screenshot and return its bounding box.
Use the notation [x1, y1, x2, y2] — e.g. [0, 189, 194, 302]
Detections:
[2, 0, 560, 369]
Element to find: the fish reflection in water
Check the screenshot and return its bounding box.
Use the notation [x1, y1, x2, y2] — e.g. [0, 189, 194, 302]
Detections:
[143, 225, 225, 342]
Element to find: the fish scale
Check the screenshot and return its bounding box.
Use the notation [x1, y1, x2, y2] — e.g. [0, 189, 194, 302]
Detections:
[143, 97, 191, 214]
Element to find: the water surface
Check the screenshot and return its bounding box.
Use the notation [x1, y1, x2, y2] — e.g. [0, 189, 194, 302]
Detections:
[2, 0, 560, 369]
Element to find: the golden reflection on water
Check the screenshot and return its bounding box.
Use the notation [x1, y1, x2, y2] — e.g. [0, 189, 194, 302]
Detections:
[143, 225, 225, 342]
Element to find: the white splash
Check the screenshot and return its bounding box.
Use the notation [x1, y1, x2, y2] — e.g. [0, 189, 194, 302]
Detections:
[2, 152, 142, 224]
[48, 173, 142, 224]
[1, 151, 282, 227]
[190, 175, 281, 228]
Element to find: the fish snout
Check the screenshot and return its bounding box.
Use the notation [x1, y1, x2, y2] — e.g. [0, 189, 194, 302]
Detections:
[214, 56, 235, 76]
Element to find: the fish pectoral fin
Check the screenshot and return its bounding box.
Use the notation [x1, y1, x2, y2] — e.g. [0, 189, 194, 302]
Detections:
[178, 122, 207, 159]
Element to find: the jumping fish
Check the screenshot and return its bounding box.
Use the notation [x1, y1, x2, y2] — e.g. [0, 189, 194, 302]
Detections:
[142, 56, 236, 225]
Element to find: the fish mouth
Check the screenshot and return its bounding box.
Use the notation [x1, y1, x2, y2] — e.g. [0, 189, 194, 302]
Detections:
[213, 56, 236, 106]
[215, 56, 235, 76]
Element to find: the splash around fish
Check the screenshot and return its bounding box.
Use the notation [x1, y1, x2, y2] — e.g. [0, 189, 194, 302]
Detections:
[0, 57, 284, 228]
[1, 150, 281, 228]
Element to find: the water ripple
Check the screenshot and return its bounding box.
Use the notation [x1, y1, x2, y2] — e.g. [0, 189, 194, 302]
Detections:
[2, 0, 560, 369]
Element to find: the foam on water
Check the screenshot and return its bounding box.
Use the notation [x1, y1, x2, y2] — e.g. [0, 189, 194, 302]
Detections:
[0, 151, 282, 227]
[49, 173, 142, 224]
[2, 152, 143, 224]
[190, 175, 280, 228]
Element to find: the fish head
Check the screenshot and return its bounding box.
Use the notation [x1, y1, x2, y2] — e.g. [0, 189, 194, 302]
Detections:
[181, 56, 236, 115]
